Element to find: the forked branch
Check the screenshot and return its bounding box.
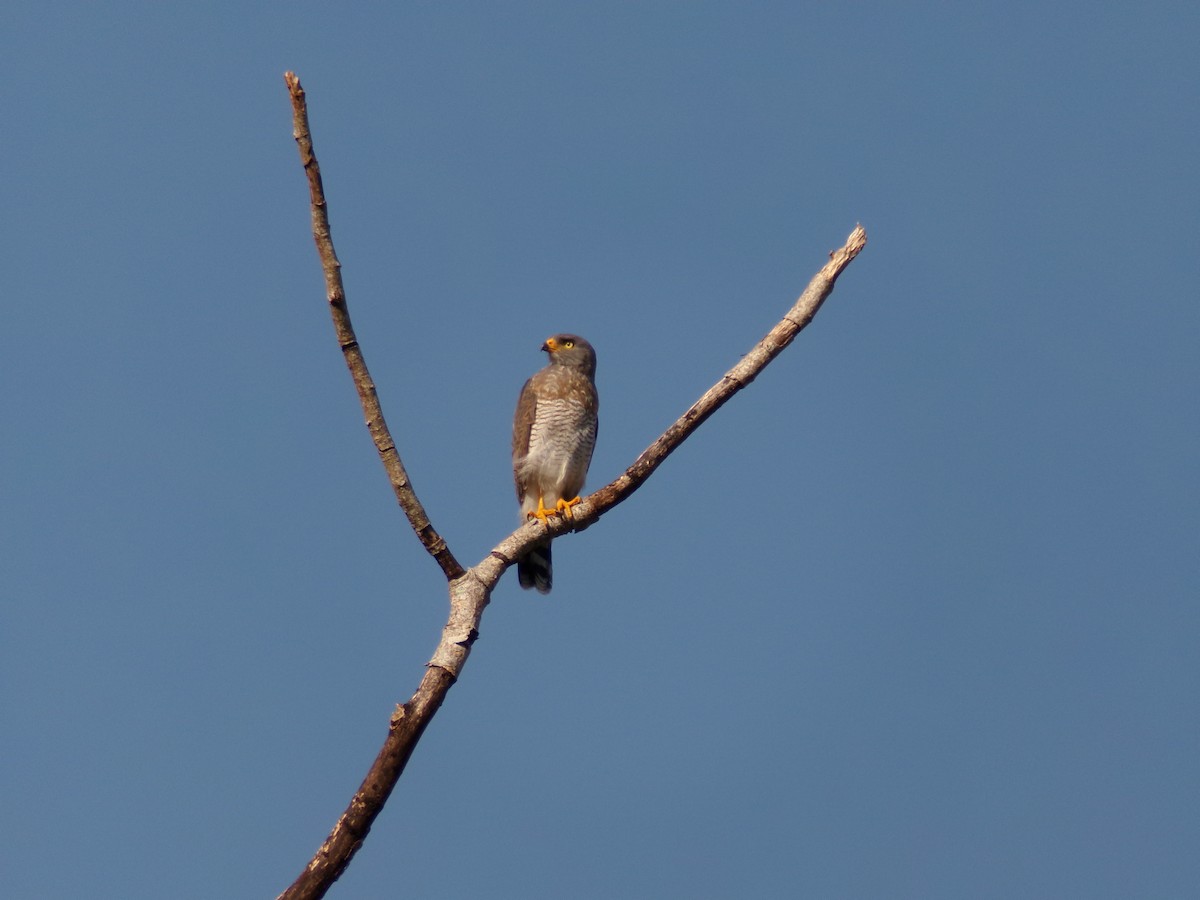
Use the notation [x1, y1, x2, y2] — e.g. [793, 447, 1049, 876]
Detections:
[280, 71, 866, 900]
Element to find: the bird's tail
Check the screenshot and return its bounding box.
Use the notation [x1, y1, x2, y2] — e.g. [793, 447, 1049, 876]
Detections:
[518, 541, 552, 594]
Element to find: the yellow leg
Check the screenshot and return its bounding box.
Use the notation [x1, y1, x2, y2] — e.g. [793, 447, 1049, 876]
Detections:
[526, 495, 554, 524]
[525, 495, 581, 523]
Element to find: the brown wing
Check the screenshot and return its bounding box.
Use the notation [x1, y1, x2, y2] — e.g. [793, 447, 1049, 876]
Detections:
[512, 376, 538, 501]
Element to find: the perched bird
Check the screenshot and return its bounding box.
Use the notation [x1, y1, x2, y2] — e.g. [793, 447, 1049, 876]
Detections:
[512, 334, 599, 593]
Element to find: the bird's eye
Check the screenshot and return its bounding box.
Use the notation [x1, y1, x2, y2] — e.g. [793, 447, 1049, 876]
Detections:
[562, 340, 574, 348]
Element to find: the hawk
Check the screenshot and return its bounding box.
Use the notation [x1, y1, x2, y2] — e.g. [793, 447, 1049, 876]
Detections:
[512, 334, 599, 594]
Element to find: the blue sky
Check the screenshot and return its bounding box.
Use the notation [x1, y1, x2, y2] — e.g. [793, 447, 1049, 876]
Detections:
[3, 2, 1197, 897]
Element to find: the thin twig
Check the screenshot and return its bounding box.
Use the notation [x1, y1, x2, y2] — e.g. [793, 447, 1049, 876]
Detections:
[279, 70, 865, 899]
[284, 72, 463, 581]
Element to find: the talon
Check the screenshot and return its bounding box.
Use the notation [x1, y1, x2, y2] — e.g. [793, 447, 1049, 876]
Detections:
[555, 496, 582, 520]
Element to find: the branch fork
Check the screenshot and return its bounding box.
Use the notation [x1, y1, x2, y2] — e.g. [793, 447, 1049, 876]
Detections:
[280, 71, 866, 900]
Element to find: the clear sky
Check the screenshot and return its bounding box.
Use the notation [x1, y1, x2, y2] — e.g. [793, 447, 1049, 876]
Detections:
[3, 2, 1197, 898]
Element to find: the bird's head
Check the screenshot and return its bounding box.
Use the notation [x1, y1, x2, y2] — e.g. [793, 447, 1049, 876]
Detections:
[542, 334, 596, 378]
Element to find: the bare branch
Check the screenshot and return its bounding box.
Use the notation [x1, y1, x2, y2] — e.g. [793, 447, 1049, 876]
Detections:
[279, 71, 865, 899]
[284, 72, 463, 582]
[576, 225, 866, 526]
